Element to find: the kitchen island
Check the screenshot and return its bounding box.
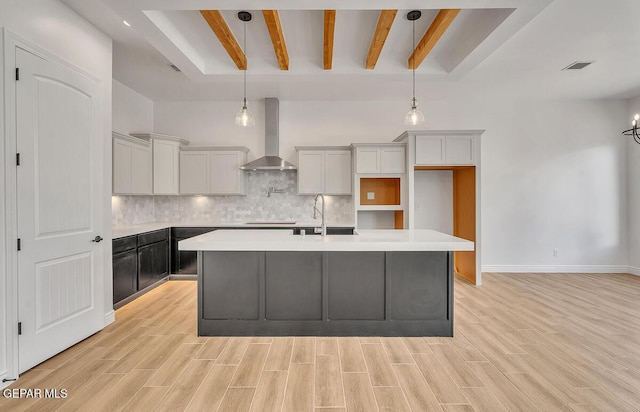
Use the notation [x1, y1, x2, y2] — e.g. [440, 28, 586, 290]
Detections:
[179, 229, 474, 337]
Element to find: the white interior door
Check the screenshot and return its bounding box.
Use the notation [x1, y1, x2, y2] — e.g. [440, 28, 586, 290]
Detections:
[16, 47, 104, 373]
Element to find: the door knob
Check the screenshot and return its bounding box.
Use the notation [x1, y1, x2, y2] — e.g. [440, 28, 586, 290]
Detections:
[91, 235, 104, 243]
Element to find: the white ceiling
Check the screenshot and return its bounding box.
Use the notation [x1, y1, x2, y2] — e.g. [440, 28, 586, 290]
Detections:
[61, 0, 640, 102]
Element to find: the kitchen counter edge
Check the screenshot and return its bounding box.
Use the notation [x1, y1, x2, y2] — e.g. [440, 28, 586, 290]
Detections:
[112, 221, 356, 239]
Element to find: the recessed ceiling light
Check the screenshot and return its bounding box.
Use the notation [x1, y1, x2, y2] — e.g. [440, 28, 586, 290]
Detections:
[561, 61, 594, 71]
[123, 20, 131, 27]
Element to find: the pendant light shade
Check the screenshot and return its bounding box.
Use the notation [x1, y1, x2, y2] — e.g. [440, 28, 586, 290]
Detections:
[235, 99, 254, 127]
[235, 11, 254, 127]
[405, 10, 425, 126]
[405, 98, 424, 126]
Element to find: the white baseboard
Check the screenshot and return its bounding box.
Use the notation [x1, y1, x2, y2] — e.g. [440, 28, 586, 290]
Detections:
[629, 266, 640, 276]
[104, 310, 115, 326]
[481, 265, 631, 274]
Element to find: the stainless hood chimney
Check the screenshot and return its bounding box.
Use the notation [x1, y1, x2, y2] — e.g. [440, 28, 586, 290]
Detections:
[240, 98, 297, 170]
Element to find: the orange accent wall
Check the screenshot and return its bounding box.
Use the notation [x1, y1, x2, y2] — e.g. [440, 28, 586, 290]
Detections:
[360, 178, 401, 206]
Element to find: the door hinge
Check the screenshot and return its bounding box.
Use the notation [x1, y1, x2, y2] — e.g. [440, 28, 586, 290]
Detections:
[17, 238, 21, 251]
[18, 322, 22, 335]
[15, 67, 19, 81]
[16, 153, 20, 166]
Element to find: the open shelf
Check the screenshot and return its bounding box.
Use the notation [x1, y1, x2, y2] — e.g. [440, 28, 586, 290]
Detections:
[357, 210, 404, 230]
[359, 178, 401, 206]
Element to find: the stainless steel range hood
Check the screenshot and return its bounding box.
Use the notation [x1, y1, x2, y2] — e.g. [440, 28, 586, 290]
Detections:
[240, 98, 297, 170]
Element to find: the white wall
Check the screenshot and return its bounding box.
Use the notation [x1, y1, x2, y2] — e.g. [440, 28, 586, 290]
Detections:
[113, 80, 153, 135]
[414, 171, 454, 234]
[628, 97, 640, 274]
[155, 98, 628, 272]
[0, 0, 112, 381]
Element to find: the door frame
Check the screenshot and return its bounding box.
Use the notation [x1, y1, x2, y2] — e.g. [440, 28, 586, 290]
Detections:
[1, 29, 112, 383]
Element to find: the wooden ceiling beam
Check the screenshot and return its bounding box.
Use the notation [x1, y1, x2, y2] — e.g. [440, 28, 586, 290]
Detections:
[408, 9, 460, 69]
[262, 10, 289, 70]
[365, 10, 397, 70]
[200, 10, 246, 70]
[323, 10, 336, 70]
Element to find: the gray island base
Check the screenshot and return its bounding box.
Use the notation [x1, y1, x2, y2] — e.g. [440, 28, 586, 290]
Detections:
[180, 229, 473, 337]
[197, 250, 454, 337]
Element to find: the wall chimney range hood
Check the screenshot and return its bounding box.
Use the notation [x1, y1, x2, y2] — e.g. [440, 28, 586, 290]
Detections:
[240, 98, 296, 171]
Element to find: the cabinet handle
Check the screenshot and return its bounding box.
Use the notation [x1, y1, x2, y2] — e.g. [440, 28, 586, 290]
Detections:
[91, 235, 104, 243]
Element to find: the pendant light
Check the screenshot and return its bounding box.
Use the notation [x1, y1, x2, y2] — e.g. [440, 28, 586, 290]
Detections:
[405, 10, 425, 126]
[235, 11, 254, 127]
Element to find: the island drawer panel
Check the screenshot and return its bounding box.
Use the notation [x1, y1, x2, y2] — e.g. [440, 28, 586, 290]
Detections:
[387, 252, 449, 320]
[201, 252, 260, 320]
[265, 252, 323, 320]
[327, 252, 385, 320]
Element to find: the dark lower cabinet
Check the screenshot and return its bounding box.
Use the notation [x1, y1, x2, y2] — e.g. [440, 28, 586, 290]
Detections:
[137, 229, 169, 290]
[138, 240, 168, 290]
[113, 248, 137, 304]
[112, 228, 169, 308]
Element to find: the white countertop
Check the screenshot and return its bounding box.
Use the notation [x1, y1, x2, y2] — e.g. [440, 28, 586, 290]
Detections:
[178, 229, 474, 252]
[112, 221, 355, 239]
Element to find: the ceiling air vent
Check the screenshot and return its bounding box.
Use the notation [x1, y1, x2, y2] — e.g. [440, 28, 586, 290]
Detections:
[169, 64, 181, 72]
[562, 61, 594, 71]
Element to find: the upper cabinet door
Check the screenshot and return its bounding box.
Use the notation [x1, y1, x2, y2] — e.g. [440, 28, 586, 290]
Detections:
[153, 140, 180, 194]
[113, 134, 152, 195]
[324, 151, 352, 195]
[380, 146, 405, 174]
[113, 138, 133, 194]
[445, 136, 475, 165]
[415, 136, 476, 165]
[415, 136, 446, 165]
[356, 147, 380, 173]
[179, 151, 209, 194]
[298, 151, 325, 195]
[131, 144, 152, 194]
[210, 151, 245, 195]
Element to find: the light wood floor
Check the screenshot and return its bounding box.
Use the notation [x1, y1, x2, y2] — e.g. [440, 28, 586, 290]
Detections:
[3, 273, 640, 411]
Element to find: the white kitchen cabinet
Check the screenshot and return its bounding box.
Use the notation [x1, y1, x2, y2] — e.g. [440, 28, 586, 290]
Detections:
[179, 151, 209, 194]
[179, 147, 248, 195]
[415, 135, 475, 165]
[324, 151, 352, 194]
[112, 132, 152, 195]
[415, 136, 445, 165]
[296, 147, 352, 195]
[210, 151, 246, 194]
[354, 144, 405, 174]
[445, 136, 475, 165]
[380, 146, 406, 173]
[355, 147, 380, 174]
[298, 151, 324, 194]
[131, 133, 190, 195]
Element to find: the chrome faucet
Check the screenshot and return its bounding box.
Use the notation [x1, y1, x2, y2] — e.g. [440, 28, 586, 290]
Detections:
[313, 193, 327, 237]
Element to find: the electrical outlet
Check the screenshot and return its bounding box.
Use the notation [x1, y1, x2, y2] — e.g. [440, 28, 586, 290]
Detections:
[553, 248, 559, 257]
[367, 192, 375, 200]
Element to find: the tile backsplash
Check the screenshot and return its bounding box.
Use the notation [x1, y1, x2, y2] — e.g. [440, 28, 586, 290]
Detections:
[112, 171, 353, 226]
[111, 195, 155, 226]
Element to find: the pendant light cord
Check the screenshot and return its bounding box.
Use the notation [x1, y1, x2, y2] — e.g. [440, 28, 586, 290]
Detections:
[412, 18, 416, 107]
[243, 21, 247, 107]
